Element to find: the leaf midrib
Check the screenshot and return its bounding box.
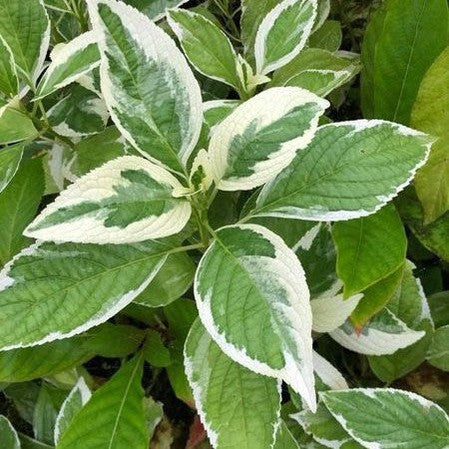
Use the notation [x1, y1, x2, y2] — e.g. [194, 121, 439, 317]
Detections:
[107, 353, 143, 449]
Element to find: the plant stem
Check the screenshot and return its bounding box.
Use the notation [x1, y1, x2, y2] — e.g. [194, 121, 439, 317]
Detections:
[168, 243, 204, 255]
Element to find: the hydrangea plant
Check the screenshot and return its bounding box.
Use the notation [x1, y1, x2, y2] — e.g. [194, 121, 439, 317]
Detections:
[0, 0, 448, 448]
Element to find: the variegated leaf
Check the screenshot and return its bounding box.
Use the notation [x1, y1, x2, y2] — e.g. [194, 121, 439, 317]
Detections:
[330, 309, 425, 356]
[57, 354, 148, 449]
[167, 9, 241, 89]
[321, 388, 449, 449]
[0, 0, 50, 82]
[203, 100, 240, 128]
[255, 0, 317, 75]
[47, 85, 109, 138]
[293, 223, 337, 297]
[209, 87, 328, 191]
[25, 156, 191, 244]
[292, 401, 362, 449]
[195, 224, 316, 411]
[185, 319, 282, 449]
[88, 0, 203, 176]
[0, 105, 38, 145]
[0, 238, 172, 350]
[54, 377, 91, 443]
[126, 0, 189, 21]
[311, 282, 362, 333]
[252, 120, 432, 222]
[0, 144, 23, 194]
[36, 31, 101, 99]
[270, 48, 360, 97]
[313, 351, 348, 391]
[368, 261, 435, 382]
[0, 37, 19, 98]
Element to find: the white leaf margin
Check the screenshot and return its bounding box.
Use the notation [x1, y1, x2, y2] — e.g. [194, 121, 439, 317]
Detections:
[209, 87, 328, 191]
[255, 0, 317, 75]
[0, 240, 167, 351]
[36, 31, 100, 99]
[311, 281, 363, 333]
[87, 0, 203, 174]
[195, 223, 317, 411]
[255, 119, 434, 222]
[329, 310, 425, 356]
[32, 0, 51, 83]
[184, 321, 283, 449]
[320, 388, 449, 449]
[54, 377, 91, 443]
[0, 415, 20, 449]
[167, 8, 240, 89]
[25, 155, 192, 244]
[313, 350, 348, 391]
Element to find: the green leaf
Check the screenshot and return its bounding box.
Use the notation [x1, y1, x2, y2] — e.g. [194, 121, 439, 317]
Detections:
[411, 46, 449, 223]
[0, 143, 24, 194]
[124, 0, 188, 21]
[0, 157, 44, 266]
[321, 388, 449, 449]
[164, 298, 197, 405]
[18, 433, 52, 449]
[88, 0, 203, 176]
[57, 354, 148, 449]
[274, 421, 301, 449]
[368, 261, 435, 382]
[0, 37, 19, 98]
[292, 402, 363, 449]
[333, 204, 406, 297]
[33, 383, 66, 445]
[311, 0, 330, 32]
[360, 0, 449, 124]
[270, 48, 359, 97]
[47, 85, 108, 138]
[54, 378, 91, 443]
[71, 127, 127, 177]
[4, 382, 40, 424]
[0, 0, 50, 81]
[167, 9, 240, 90]
[0, 333, 95, 382]
[85, 323, 146, 358]
[185, 319, 281, 449]
[135, 252, 194, 307]
[241, 0, 278, 63]
[350, 265, 404, 327]
[330, 308, 425, 356]
[142, 329, 171, 367]
[252, 120, 432, 222]
[26, 156, 192, 244]
[0, 415, 20, 449]
[427, 325, 449, 371]
[397, 187, 449, 263]
[308, 20, 342, 52]
[0, 237, 172, 350]
[255, 0, 317, 74]
[203, 100, 240, 131]
[36, 31, 100, 99]
[294, 223, 337, 297]
[428, 291, 449, 328]
[0, 107, 38, 144]
[248, 216, 316, 249]
[195, 224, 316, 410]
[208, 87, 328, 191]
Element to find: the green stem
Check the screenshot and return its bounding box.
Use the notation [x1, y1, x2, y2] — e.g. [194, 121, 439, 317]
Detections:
[168, 243, 204, 255]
